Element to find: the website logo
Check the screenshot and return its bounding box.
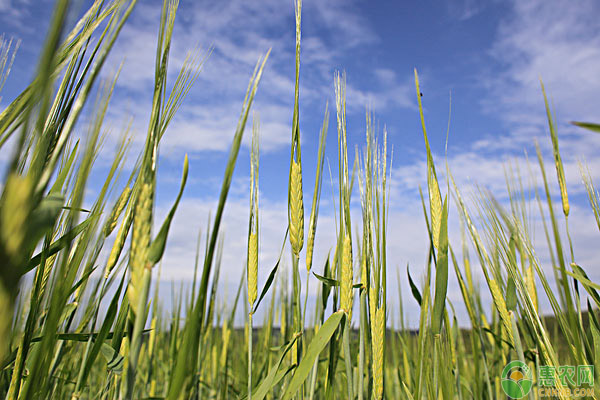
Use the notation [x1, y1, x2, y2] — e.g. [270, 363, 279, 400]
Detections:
[502, 360, 533, 399]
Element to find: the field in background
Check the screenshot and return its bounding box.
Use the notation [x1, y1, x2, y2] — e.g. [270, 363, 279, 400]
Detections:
[0, 0, 599, 399]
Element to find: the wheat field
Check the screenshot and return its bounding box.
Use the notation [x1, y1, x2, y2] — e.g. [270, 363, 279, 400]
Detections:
[0, 1, 599, 399]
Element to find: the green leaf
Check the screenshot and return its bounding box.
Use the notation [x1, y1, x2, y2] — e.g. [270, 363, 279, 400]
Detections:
[571, 121, 600, 133]
[481, 327, 514, 349]
[25, 216, 96, 273]
[148, 155, 189, 264]
[249, 333, 299, 400]
[313, 271, 339, 287]
[321, 254, 332, 310]
[407, 264, 422, 306]
[100, 343, 124, 374]
[68, 265, 98, 297]
[431, 195, 449, 335]
[24, 195, 64, 251]
[566, 265, 600, 309]
[58, 303, 78, 326]
[281, 311, 345, 400]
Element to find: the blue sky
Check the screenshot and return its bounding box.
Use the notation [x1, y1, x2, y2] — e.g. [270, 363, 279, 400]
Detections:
[1, 0, 600, 326]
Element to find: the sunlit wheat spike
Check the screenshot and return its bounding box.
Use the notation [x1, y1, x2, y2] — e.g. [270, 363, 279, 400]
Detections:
[579, 161, 600, 231]
[429, 167, 443, 248]
[541, 80, 569, 217]
[128, 182, 153, 316]
[305, 219, 315, 271]
[554, 152, 569, 218]
[372, 306, 385, 400]
[525, 264, 538, 312]
[340, 233, 353, 320]
[104, 186, 131, 237]
[489, 278, 514, 346]
[248, 232, 258, 306]
[105, 205, 133, 278]
[289, 159, 304, 255]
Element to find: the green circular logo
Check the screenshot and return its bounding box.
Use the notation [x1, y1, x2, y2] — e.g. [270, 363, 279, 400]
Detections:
[501, 360, 533, 399]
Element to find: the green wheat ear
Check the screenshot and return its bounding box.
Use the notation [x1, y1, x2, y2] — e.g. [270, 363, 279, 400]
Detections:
[372, 305, 385, 400]
[289, 159, 304, 256]
[104, 186, 131, 237]
[127, 180, 153, 317]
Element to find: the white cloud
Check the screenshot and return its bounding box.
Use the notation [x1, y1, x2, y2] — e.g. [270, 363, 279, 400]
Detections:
[469, 0, 600, 208]
[345, 68, 415, 112]
[101, 0, 413, 156]
[309, 0, 378, 48]
[0, 0, 35, 27]
[483, 0, 600, 127]
[446, 0, 486, 21]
